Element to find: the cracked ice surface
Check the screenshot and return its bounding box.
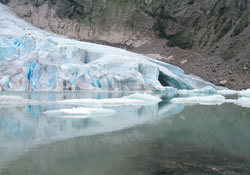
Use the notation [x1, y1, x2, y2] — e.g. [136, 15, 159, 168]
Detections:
[0, 4, 217, 91]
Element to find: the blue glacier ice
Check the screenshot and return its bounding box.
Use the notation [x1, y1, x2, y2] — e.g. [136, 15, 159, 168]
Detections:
[0, 3, 218, 91]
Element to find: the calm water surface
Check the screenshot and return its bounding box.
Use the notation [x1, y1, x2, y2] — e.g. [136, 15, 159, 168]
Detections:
[0, 92, 250, 175]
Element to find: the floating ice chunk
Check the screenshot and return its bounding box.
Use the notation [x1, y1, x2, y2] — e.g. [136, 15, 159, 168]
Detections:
[44, 107, 116, 118]
[124, 93, 162, 104]
[170, 95, 226, 105]
[232, 97, 250, 108]
[57, 93, 161, 107]
[57, 98, 145, 107]
[224, 99, 237, 103]
[217, 89, 238, 95]
[177, 86, 217, 96]
[238, 89, 250, 97]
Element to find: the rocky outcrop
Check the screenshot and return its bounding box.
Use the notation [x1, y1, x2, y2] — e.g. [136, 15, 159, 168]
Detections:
[149, 0, 250, 59]
[1, 0, 250, 89]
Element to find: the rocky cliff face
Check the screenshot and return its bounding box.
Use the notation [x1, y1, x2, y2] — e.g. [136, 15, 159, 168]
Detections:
[149, 0, 250, 58]
[1, 0, 250, 89]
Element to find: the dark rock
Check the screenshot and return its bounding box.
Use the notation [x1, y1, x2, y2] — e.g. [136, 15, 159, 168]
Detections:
[0, 0, 9, 4]
[167, 32, 194, 50]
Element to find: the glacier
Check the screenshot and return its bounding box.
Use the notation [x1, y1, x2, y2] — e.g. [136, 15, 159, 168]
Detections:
[0, 3, 218, 91]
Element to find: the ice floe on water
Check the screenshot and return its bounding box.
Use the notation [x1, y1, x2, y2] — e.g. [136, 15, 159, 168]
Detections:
[170, 95, 226, 105]
[233, 97, 250, 108]
[56, 93, 161, 107]
[44, 107, 117, 119]
[224, 97, 250, 108]
[0, 93, 161, 107]
[176, 86, 239, 97]
[177, 86, 217, 96]
[0, 89, 249, 110]
[119, 93, 162, 103]
[217, 89, 238, 96]
[238, 89, 250, 97]
[44, 93, 161, 118]
[170, 87, 250, 108]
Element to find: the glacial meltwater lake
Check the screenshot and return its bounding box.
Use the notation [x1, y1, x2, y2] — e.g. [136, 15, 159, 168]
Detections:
[0, 92, 250, 175]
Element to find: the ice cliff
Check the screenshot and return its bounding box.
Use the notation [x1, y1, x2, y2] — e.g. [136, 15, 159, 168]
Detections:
[0, 4, 217, 91]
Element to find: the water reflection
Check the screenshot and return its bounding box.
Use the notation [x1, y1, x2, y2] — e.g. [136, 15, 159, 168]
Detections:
[0, 92, 165, 172]
[0, 91, 132, 101]
[0, 92, 250, 175]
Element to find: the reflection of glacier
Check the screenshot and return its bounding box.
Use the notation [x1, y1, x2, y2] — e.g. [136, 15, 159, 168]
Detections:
[0, 93, 183, 171]
[0, 4, 216, 91]
[1, 100, 250, 174]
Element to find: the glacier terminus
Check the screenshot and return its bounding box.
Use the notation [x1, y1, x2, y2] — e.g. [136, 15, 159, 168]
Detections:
[0, 4, 218, 91]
